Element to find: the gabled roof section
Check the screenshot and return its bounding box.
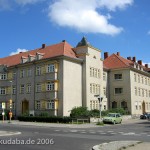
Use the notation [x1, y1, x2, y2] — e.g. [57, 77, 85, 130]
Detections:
[104, 53, 134, 69]
[76, 36, 92, 47]
[0, 41, 77, 67]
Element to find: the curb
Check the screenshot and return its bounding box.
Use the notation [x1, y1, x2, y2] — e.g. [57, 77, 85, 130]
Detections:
[0, 131, 21, 137]
[92, 141, 141, 150]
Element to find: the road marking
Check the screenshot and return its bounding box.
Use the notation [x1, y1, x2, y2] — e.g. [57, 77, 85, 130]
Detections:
[107, 131, 114, 133]
[81, 132, 86, 134]
[122, 132, 135, 135]
[118, 132, 124, 134]
[70, 130, 78, 133]
[110, 133, 117, 134]
[55, 130, 60, 132]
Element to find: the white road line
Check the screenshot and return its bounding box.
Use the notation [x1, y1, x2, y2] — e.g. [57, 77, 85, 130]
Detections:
[55, 130, 60, 132]
[107, 131, 114, 133]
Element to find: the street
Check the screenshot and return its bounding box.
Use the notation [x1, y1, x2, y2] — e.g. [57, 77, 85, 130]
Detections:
[0, 119, 150, 150]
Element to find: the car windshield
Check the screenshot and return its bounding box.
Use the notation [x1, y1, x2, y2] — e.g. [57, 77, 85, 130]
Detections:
[107, 114, 116, 117]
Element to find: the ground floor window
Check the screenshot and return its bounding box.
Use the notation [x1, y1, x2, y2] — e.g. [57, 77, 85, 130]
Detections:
[47, 100, 54, 109]
[112, 101, 117, 108]
[36, 101, 41, 110]
[90, 100, 99, 110]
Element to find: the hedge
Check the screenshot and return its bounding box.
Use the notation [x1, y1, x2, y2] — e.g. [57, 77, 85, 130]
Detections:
[17, 116, 71, 123]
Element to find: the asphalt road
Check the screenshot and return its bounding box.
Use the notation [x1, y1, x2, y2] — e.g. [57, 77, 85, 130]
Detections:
[0, 120, 150, 150]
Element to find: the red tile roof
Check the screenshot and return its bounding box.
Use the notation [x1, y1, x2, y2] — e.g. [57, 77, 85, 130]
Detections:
[104, 53, 150, 72]
[104, 53, 134, 69]
[0, 41, 77, 67]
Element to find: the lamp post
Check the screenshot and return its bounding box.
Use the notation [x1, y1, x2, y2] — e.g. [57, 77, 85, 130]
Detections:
[9, 81, 13, 123]
[94, 94, 103, 121]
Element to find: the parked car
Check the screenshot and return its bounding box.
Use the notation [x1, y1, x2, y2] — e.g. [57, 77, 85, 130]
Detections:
[103, 113, 122, 124]
[140, 113, 150, 119]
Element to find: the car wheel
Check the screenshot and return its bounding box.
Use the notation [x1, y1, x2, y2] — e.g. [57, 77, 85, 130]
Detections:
[120, 120, 122, 124]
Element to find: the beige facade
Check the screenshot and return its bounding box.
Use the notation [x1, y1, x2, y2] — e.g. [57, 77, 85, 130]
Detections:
[0, 38, 149, 117]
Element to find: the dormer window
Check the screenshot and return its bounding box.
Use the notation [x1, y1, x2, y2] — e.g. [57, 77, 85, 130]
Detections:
[21, 56, 28, 63]
[28, 54, 35, 62]
[36, 52, 44, 60]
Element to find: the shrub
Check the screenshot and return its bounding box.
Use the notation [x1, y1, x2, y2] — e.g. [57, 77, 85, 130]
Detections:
[70, 106, 90, 118]
[17, 116, 71, 123]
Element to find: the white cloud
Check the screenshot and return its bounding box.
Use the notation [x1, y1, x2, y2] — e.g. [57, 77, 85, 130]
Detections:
[148, 31, 150, 35]
[98, 0, 134, 11]
[15, 0, 45, 6]
[10, 48, 28, 56]
[48, 0, 133, 36]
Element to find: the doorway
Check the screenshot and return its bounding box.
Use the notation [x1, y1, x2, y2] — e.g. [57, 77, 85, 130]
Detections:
[22, 100, 29, 115]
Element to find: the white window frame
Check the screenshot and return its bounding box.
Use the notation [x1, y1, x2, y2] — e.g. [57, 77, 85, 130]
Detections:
[47, 100, 54, 109]
[0, 73, 7, 80]
[36, 83, 42, 92]
[47, 82, 54, 91]
[47, 64, 55, 73]
[0, 87, 6, 95]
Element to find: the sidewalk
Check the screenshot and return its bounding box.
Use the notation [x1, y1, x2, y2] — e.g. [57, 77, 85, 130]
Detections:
[92, 141, 150, 150]
[125, 142, 150, 150]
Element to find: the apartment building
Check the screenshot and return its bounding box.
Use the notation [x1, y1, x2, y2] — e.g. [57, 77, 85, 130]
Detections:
[104, 52, 150, 115]
[0, 37, 107, 117]
[0, 37, 149, 117]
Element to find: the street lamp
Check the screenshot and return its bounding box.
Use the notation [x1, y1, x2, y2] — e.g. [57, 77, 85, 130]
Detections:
[9, 81, 13, 123]
[94, 94, 103, 121]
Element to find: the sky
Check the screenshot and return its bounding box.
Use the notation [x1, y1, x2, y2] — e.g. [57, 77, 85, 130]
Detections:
[0, 0, 150, 65]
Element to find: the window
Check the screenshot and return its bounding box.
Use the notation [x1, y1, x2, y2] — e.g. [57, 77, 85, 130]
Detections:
[13, 72, 16, 80]
[27, 68, 32, 77]
[0, 73, 7, 80]
[47, 64, 55, 73]
[20, 70, 25, 78]
[36, 66, 41, 75]
[134, 73, 137, 82]
[98, 70, 100, 78]
[0, 87, 6, 95]
[0, 103, 2, 109]
[47, 100, 54, 109]
[112, 101, 117, 108]
[90, 68, 92, 77]
[27, 84, 31, 93]
[36, 83, 41, 92]
[149, 91, 150, 97]
[146, 90, 148, 97]
[36, 101, 40, 110]
[47, 82, 54, 91]
[135, 87, 137, 95]
[142, 89, 144, 97]
[138, 75, 140, 83]
[90, 84, 92, 93]
[12, 86, 16, 94]
[94, 69, 97, 77]
[115, 88, 123, 94]
[114, 74, 122, 80]
[145, 78, 147, 85]
[103, 87, 106, 96]
[135, 101, 138, 110]
[20, 84, 25, 94]
[103, 72, 106, 81]
[138, 88, 141, 96]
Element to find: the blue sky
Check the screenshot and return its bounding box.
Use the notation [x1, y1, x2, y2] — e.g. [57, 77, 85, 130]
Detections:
[0, 0, 150, 64]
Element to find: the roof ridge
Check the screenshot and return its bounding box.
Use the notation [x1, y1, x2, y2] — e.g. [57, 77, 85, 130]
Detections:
[114, 53, 130, 67]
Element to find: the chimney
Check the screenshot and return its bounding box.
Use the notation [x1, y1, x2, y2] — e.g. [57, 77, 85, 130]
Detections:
[62, 40, 66, 42]
[127, 57, 132, 60]
[117, 52, 120, 56]
[42, 44, 46, 49]
[132, 57, 136, 62]
[104, 52, 109, 59]
[145, 64, 148, 68]
[138, 60, 142, 65]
